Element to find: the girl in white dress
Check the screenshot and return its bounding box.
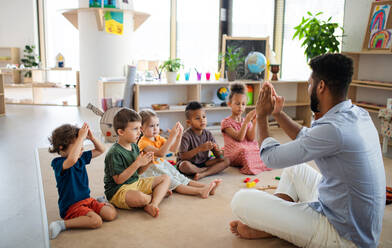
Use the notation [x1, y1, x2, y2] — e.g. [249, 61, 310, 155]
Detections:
[138, 109, 221, 198]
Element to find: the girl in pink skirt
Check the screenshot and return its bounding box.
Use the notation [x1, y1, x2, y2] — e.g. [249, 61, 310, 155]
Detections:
[221, 83, 271, 174]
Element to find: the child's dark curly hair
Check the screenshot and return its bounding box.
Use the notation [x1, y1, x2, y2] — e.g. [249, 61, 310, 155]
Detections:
[228, 83, 247, 101]
[48, 124, 80, 154]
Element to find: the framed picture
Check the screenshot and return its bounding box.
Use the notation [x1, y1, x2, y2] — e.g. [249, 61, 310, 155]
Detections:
[362, 1, 392, 52]
[220, 35, 270, 80]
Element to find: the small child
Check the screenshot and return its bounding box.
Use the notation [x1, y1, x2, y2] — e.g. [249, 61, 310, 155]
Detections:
[104, 108, 171, 218]
[178, 101, 230, 180]
[48, 123, 117, 239]
[221, 83, 270, 174]
[138, 109, 222, 198]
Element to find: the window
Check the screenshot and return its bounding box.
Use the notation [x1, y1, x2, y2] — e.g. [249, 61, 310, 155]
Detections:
[133, 0, 170, 61]
[281, 0, 345, 80]
[44, 0, 79, 69]
[232, 0, 275, 45]
[177, 0, 220, 76]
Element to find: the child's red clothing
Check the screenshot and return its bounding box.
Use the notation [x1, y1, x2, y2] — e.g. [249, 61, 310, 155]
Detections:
[221, 116, 271, 174]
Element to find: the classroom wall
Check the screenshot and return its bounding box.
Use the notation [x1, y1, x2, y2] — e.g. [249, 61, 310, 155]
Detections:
[0, 0, 38, 54]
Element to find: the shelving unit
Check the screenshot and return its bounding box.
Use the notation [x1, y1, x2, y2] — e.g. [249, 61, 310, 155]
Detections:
[0, 47, 20, 84]
[129, 80, 311, 130]
[344, 52, 392, 113]
[4, 69, 80, 106]
[343, 51, 392, 144]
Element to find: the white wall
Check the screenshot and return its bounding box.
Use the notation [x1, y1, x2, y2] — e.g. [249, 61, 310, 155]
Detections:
[342, 0, 373, 52]
[0, 0, 38, 54]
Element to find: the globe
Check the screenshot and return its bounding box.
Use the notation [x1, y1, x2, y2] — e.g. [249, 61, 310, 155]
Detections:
[217, 87, 229, 101]
[245, 51, 267, 74]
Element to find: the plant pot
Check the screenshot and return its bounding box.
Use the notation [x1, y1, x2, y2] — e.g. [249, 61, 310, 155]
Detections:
[166, 71, 177, 83]
[23, 77, 32, 83]
[227, 71, 237, 81]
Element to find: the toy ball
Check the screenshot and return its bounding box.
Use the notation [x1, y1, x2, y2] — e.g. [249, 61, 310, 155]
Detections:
[217, 87, 229, 101]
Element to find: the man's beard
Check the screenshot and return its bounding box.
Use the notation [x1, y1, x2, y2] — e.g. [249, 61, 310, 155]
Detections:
[310, 85, 320, 113]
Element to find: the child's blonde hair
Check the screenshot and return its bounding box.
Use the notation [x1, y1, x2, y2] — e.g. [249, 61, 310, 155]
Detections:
[139, 109, 158, 125]
[228, 83, 247, 102]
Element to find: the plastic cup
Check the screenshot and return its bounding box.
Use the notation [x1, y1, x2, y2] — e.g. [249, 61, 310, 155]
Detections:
[185, 72, 190, 81]
[176, 73, 180, 81]
[197, 72, 202, 81]
[206, 72, 211, 81]
[215, 72, 221, 81]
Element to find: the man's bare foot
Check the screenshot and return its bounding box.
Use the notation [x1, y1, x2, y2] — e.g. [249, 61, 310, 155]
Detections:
[144, 204, 160, 218]
[165, 190, 173, 198]
[200, 182, 216, 199]
[210, 179, 222, 195]
[229, 220, 271, 239]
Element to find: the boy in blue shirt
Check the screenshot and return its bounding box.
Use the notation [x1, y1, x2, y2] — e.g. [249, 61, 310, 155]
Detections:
[48, 123, 117, 239]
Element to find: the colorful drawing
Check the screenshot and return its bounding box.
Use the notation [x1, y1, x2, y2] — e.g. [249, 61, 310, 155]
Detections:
[105, 11, 124, 35]
[370, 5, 390, 32]
[369, 29, 392, 49]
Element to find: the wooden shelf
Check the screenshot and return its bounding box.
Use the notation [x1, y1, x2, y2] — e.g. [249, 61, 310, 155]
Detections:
[343, 51, 392, 55]
[4, 83, 32, 88]
[350, 80, 392, 91]
[62, 8, 150, 32]
[353, 102, 385, 112]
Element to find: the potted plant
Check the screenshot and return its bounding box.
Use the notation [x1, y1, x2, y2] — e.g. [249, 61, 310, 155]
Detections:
[293, 12, 343, 61]
[220, 46, 244, 81]
[159, 58, 182, 83]
[21, 45, 40, 82]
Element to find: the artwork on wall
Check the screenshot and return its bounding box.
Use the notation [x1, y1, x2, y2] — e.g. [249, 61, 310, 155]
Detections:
[369, 29, 392, 49]
[105, 11, 124, 35]
[363, 1, 392, 51]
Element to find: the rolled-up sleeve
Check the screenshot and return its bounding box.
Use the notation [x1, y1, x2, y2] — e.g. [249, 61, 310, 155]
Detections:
[260, 124, 342, 169]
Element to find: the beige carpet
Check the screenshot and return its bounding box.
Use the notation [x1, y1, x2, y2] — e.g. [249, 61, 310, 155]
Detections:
[39, 129, 392, 248]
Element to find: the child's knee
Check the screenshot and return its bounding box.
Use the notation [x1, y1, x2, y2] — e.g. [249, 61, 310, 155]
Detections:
[89, 214, 103, 229]
[106, 207, 117, 221]
[178, 161, 191, 172]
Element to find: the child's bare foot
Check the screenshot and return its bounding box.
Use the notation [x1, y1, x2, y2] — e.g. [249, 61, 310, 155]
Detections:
[200, 182, 216, 199]
[144, 204, 160, 218]
[165, 190, 173, 198]
[229, 220, 271, 239]
[210, 179, 222, 195]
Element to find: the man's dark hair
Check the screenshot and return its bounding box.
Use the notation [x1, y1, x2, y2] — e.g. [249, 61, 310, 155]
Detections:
[185, 101, 203, 119]
[309, 53, 353, 99]
[48, 124, 80, 154]
[113, 108, 141, 135]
